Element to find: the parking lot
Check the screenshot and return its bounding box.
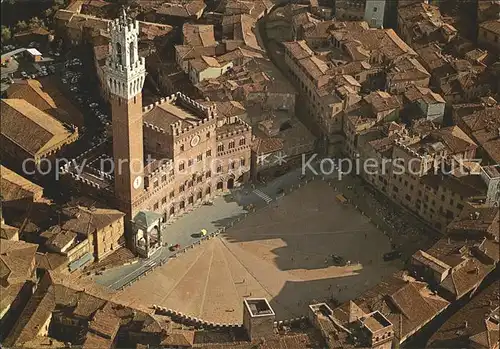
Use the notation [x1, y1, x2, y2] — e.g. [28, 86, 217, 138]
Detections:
[112, 180, 400, 323]
[2, 44, 109, 140]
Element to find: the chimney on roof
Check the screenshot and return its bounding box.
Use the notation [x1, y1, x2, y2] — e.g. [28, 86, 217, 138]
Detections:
[464, 320, 468, 328]
[474, 211, 480, 220]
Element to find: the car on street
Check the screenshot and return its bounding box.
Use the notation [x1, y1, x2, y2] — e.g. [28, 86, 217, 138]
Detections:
[383, 250, 402, 261]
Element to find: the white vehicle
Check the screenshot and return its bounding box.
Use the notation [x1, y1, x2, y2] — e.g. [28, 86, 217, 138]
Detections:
[21, 71, 28, 77]
[54, 52, 60, 57]
[89, 102, 99, 108]
[62, 78, 67, 84]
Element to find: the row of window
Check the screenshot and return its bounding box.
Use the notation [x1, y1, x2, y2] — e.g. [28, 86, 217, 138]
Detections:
[152, 186, 217, 212]
[178, 150, 212, 170]
[217, 138, 246, 152]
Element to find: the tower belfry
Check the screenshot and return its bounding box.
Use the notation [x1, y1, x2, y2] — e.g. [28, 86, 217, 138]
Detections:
[104, 8, 146, 214]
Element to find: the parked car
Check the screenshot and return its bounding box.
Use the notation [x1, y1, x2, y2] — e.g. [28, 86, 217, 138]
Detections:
[383, 250, 402, 262]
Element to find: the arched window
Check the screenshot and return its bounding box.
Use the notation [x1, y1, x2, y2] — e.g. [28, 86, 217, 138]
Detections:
[116, 42, 122, 65]
[129, 41, 135, 65]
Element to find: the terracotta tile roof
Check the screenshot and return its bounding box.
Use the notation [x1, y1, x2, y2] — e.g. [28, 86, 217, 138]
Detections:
[175, 44, 221, 61]
[447, 206, 499, 240]
[1, 99, 76, 158]
[156, 0, 206, 18]
[143, 99, 201, 131]
[398, 2, 442, 23]
[5, 269, 169, 347]
[54, 9, 75, 21]
[283, 40, 314, 60]
[291, 11, 320, 29]
[480, 19, 500, 35]
[1, 222, 19, 240]
[334, 274, 449, 342]
[432, 125, 477, 153]
[412, 250, 452, 274]
[440, 258, 494, 299]
[3, 273, 56, 348]
[0, 239, 37, 286]
[252, 137, 284, 154]
[218, 0, 273, 20]
[329, 23, 415, 61]
[222, 14, 262, 51]
[139, 21, 173, 40]
[201, 100, 246, 119]
[160, 330, 194, 346]
[89, 308, 121, 339]
[82, 332, 113, 349]
[421, 173, 486, 200]
[388, 56, 430, 82]
[0, 283, 24, 323]
[364, 91, 401, 113]
[35, 252, 69, 272]
[404, 85, 445, 104]
[61, 200, 124, 237]
[46, 230, 77, 251]
[217, 47, 264, 63]
[13, 27, 50, 38]
[1, 165, 43, 203]
[182, 23, 216, 47]
[460, 106, 500, 164]
[7, 78, 84, 128]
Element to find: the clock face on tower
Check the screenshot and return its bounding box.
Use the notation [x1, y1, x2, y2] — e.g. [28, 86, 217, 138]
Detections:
[191, 135, 200, 147]
[133, 176, 142, 190]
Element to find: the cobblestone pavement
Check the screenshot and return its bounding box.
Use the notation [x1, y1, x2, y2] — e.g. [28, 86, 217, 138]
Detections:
[110, 180, 399, 323]
[328, 174, 439, 258]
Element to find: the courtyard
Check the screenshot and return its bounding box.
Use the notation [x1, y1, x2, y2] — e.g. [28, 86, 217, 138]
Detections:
[112, 180, 400, 323]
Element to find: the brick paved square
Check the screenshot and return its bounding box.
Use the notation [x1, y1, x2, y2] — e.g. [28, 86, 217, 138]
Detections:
[114, 180, 399, 323]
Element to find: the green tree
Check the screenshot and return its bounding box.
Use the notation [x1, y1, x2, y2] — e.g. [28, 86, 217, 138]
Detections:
[28, 17, 45, 29]
[15, 21, 28, 31]
[1, 26, 11, 43]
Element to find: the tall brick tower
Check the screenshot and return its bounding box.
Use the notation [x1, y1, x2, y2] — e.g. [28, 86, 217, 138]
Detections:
[104, 8, 146, 215]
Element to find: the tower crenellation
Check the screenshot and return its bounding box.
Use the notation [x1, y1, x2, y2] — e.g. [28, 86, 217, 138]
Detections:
[105, 8, 146, 100]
